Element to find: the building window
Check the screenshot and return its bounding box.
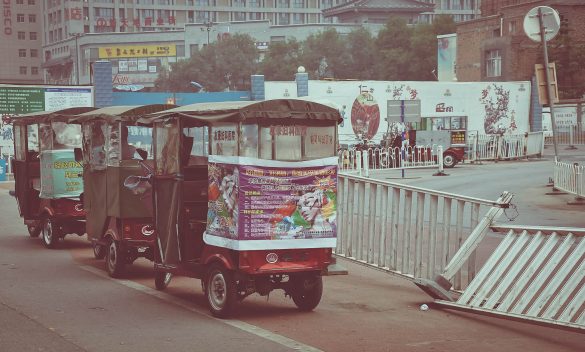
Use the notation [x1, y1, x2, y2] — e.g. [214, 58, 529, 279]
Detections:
[485, 50, 501, 77]
[232, 0, 245, 6]
[28, 0, 35, 4]
[16, 0, 24, 4]
[17, 14, 25, 22]
[233, 12, 246, 21]
[18, 31, 25, 40]
[249, 0, 261, 7]
[30, 32, 37, 40]
[293, 0, 304, 8]
[249, 12, 262, 20]
[292, 13, 304, 24]
[31, 49, 38, 57]
[321, 0, 332, 8]
[28, 14, 36, 23]
[278, 12, 289, 24]
[19, 49, 27, 57]
[278, 0, 289, 8]
[508, 20, 517, 35]
[19, 66, 27, 75]
[31, 67, 39, 75]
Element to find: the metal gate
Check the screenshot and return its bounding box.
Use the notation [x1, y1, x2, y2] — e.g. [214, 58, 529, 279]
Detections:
[418, 225, 585, 333]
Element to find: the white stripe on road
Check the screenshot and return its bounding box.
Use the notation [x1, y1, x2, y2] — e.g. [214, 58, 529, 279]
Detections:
[79, 265, 322, 352]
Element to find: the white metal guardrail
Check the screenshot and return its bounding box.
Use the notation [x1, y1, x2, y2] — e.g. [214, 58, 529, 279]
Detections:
[545, 123, 585, 146]
[336, 172, 512, 291]
[338, 144, 440, 172]
[430, 224, 585, 333]
[466, 132, 544, 162]
[553, 160, 585, 198]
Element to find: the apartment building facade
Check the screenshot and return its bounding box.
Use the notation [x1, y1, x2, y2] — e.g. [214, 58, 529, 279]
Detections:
[0, 0, 43, 84]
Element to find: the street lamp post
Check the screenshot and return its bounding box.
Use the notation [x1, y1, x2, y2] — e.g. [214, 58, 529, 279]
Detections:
[201, 21, 213, 45]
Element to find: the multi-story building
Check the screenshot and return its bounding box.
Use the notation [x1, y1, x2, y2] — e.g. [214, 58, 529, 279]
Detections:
[0, 0, 43, 84]
[456, 0, 585, 93]
[418, 0, 481, 23]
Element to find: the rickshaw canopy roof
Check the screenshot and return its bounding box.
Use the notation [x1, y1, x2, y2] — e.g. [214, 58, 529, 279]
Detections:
[11, 107, 97, 125]
[71, 104, 176, 124]
[137, 99, 342, 127]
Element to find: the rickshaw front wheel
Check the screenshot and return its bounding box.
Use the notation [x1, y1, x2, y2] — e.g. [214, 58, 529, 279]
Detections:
[93, 243, 106, 260]
[27, 224, 41, 238]
[154, 271, 172, 290]
[41, 218, 60, 249]
[105, 239, 126, 278]
[206, 264, 237, 318]
[291, 275, 323, 312]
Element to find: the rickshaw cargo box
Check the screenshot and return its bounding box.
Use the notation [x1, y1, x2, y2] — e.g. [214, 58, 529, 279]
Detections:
[39, 150, 83, 199]
[204, 155, 338, 251]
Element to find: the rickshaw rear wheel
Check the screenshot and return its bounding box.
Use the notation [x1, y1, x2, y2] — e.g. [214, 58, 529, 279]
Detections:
[291, 275, 323, 311]
[93, 243, 106, 260]
[27, 224, 41, 238]
[105, 239, 126, 278]
[41, 218, 60, 249]
[155, 271, 172, 290]
[442, 152, 457, 168]
[206, 264, 237, 318]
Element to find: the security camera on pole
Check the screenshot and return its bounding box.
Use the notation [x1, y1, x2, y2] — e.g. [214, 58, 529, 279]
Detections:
[523, 6, 561, 160]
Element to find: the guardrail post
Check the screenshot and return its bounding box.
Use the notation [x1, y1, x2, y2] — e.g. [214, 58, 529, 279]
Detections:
[567, 124, 577, 150]
[433, 145, 447, 176]
[363, 151, 369, 178]
[356, 151, 362, 176]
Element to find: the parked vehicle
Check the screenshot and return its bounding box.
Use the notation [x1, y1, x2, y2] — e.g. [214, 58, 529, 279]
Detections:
[11, 107, 95, 248]
[132, 99, 343, 317]
[71, 105, 174, 277]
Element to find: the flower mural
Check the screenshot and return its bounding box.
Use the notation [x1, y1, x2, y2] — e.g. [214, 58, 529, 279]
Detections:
[480, 84, 514, 135]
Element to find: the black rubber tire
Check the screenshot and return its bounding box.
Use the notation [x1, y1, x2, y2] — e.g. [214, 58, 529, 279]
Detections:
[105, 239, 125, 278]
[41, 218, 59, 249]
[291, 276, 323, 312]
[93, 243, 106, 260]
[27, 224, 41, 238]
[443, 152, 457, 168]
[155, 271, 172, 291]
[206, 264, 237, 318]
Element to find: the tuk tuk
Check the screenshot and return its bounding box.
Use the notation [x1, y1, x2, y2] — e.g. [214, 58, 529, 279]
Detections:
[72, 105, 174, 278]
[135, 99, 341, 317]
[11, 107, 96, 248]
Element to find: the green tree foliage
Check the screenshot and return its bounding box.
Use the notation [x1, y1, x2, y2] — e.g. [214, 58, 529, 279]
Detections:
[300, 28, 352, 79]
[154, 33, 258, 92]
[345, 28, 377, 80]
[374, 17, 414, 80]
[260, 40, 302, 81]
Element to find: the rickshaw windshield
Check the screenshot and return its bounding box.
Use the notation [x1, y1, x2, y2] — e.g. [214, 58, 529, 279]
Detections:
[106, 123, 153, 166]
[40, 122, 81, 151]
[82, 121, 107, 171]
[183, 126, 208, 166]
[154, 120, 180, 175]
[27, 124, 39, 153]
[258, 124, 336, 161]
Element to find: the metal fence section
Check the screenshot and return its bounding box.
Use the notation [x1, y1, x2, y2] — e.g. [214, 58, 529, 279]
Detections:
[466, 132, 544, 162]
[433, 225, 585, 333]
[338, 145, 439, 172]
[553, 160, 585, 198]
[545, 123, 585, 146]
[336, 172, 512, 291]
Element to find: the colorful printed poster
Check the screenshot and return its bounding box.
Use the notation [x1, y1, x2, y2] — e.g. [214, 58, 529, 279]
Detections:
[205, 156, 338, 250]
[39, 150, 83, 199]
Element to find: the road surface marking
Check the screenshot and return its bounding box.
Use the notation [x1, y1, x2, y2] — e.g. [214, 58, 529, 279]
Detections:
[79, 265, 322, 352]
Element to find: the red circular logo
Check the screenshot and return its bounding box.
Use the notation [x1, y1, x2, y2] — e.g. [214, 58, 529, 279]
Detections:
[350, 92, 380, 140]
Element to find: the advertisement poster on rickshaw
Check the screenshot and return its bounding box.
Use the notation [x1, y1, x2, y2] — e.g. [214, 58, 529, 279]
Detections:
[39, 150, 83, 199]
[205, 156, 338, 250]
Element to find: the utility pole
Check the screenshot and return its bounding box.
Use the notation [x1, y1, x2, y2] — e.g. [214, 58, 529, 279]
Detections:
[71, 33, 82, 85]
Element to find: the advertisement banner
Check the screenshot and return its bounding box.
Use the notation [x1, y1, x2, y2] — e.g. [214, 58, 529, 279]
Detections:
[205, 156, 338, 250]
[99, 45, 177, 59]
[437, 34, 457, 82]
[40, 150, 83, 199]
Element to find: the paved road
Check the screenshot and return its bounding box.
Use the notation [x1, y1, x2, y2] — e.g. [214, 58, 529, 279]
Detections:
[0, 152, 584, 351]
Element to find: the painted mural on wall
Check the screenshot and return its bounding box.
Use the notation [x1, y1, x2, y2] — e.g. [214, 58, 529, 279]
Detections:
[264, 80, 532, 146]
[480, 83, 517, 135]
[350, 91, 380, 140]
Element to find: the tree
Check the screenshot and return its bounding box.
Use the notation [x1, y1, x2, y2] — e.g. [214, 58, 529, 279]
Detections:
[300, 28, 351, 79]
[374, 17, 414, 80]
[154, 34, 259, 92]
[260, 40, 302, 81]
[345, 28, 377, 80]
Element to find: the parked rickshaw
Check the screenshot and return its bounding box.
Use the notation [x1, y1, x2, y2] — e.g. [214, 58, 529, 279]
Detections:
[71, 105, 174, 277]
[11, 107, 96, 248]
[133, 99, 341, 317]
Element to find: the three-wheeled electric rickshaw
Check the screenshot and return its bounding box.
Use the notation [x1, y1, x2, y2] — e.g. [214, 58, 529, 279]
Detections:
[134, 99, 341, 317]
[72, 105, 174, 277]
[11, 107, 96, 248]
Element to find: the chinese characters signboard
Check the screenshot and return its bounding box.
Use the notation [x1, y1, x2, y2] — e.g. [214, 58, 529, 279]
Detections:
[99, 45, 177, 59]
